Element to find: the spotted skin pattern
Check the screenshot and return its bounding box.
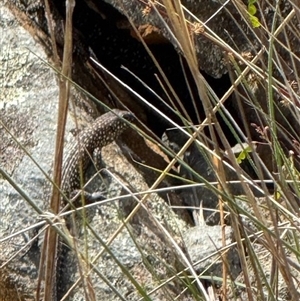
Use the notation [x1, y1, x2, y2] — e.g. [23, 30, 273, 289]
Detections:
[55, 109, 133, 301]
[61, 109, 134, 197]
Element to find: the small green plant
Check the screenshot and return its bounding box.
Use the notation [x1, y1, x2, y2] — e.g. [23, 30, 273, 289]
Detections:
[248, 0, 260, 28]
[236, 145, 252, 164]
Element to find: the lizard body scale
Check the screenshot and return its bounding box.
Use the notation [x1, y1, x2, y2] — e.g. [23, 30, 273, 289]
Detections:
[53, 109, 134, 300]
[61, 109, 134, 196]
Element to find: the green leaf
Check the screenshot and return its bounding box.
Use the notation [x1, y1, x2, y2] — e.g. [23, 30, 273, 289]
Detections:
[249, 15, 261, 28]
[236, 146, 252, 164]
[248, 4, 257, 15]
[247, 0, 260, 28]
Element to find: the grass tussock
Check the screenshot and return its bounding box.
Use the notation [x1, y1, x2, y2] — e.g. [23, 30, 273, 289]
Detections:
[155, 1, 300, 300]
[2, 0, 300, 300]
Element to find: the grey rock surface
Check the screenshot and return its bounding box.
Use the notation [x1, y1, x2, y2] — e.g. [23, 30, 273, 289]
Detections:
[0, 4, 191, 301]
[183, 224, 241, 280]
[3, 1, 299, 300]
[0, 5, 72, 300]
[231, 242, 300, 301]
[104, 0, 300, 78]
[163, 128, 261, 225]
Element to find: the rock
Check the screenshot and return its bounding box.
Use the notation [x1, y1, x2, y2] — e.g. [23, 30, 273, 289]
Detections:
[183, 224, 241, 280]
[103, 0, 300, 78]
[230, 243, 300, 301]
[0, 5, 191, 300]
[163, 128, 262, 224]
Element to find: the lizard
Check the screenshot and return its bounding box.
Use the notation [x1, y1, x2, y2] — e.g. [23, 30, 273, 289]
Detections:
[61, 109, 134, 200]
[48, 109, 134, 301]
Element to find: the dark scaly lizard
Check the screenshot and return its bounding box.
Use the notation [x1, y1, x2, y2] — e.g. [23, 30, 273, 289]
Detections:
[61, 109, 134, 196]
[53, 109, 134, 300]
